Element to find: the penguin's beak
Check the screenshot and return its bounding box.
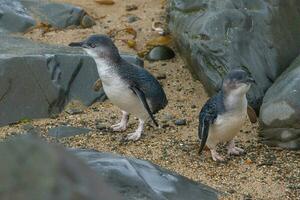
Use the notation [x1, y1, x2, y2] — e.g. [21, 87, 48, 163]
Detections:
[68, 41, 89, 48]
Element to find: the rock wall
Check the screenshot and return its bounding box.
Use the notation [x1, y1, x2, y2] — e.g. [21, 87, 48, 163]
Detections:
[168, 0, 300, 111]
[260, 55, 300, 150]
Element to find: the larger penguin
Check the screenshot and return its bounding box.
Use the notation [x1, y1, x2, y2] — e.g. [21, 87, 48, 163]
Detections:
[198, 69, 255, 162]
[69, 34, 167, 141]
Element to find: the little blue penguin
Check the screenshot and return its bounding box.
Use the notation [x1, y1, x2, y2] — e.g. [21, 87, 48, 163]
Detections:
[69, 34, 168, 141]
[198, 69, 255, 162]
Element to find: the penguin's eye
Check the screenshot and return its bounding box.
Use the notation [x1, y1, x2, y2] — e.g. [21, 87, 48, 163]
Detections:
[89, 43, 96, 48]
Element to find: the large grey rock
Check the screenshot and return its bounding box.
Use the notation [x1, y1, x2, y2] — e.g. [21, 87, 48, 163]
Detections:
[0, 0, 36, 33]
[168, 0, 300, 111]
[0, 137, 218, 200]
[259, 55, 300, 150]
[0, 137, 121, 200]
[0, 0, 95, 33]
[25, 1, 95, 29]
[72, 150, 218, 200]
[0, 35, 143, 126]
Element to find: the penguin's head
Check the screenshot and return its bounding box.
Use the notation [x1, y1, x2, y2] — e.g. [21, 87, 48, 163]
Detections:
[69, 34, 121, 61]
[222, 69, 255, 96]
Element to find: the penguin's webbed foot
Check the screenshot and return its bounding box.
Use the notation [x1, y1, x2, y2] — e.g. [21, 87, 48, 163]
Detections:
[227, 140, 245, 156]
[111, 111, 129, 132]
[126, 131, 142, 141]
[111, 122, 127, 132]
[227, 146, 245, 156]
[210, 149, 225, 162]
[126, 119, 144, 141]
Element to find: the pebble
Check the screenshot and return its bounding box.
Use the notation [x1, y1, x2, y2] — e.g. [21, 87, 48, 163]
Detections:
[174, 119, 187, 126]
[81, 15, 96, 28]
[155, 72, 166, 80]
[146, 46, 175, 61]
[127, 15, 140, 23]
[126, 4, 138, 11]
[191, 104, 197, 109]
[65, 108, 83, 115]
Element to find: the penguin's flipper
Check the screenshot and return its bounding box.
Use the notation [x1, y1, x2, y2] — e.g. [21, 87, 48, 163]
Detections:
[198, 93, 222, 154]
[130, 86, 159, 127]
[198, 118, 210, 154]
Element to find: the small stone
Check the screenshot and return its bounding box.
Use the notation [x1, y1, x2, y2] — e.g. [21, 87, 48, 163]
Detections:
[95, 0, 115, 5]
[146, 46, 175, 61]
[93, 79, 102, 91]
[65, 108, 83, 115]
[127, 15, 140, 23]
[81, 15, 96, 28]
[228, 189, 236, 194]
[155, 72, 166, 80]
[174, 119, 187, 126]
[126, 4, 138, 11]
[191, 105, 197, 109]
[244, 194, 252, 200]
[96, 123, 109, 132]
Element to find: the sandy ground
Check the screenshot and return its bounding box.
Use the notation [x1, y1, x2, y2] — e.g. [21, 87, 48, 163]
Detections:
[1, 0, 299, 199]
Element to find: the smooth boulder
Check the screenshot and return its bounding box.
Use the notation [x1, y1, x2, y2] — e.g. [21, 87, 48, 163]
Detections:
[168, 0, 300, 111]
[0, 0, 36, 33]
[72, 149, 218, 200]
[0, 0, 95, 33]
[0, 137, 121, 200]
[259, 55, 300, 150]
[0, 35, 143, 126]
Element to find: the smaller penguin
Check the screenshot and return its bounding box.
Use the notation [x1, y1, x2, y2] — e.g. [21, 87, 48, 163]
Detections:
[198, 69, 255, 162]
[69, 34, 167, 141]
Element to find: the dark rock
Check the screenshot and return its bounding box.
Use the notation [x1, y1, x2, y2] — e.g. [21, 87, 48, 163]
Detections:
[0, 0, 36, 33]
[48, 126, 91, 138]
[155, 72, 167, 80]
[127, 15, 140, 23]
[72, 149, 219, 200]
[0, 0, 96, 33]
[0, 35, 142, 126]
[0, 137, 121, 200]
[259, 54, 300, 150]
[31, 2, 86, 29]
[146, 46, 175, 61]
[81, 15, 96, 28]
[175, 119, 187, 126]
[168, 0, 300, 111]
[125, 4, 138, 11]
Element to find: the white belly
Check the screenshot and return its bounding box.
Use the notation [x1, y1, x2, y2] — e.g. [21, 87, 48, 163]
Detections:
[90, 56, 149, 119]
[103, 80, 148, 119]
[206, 112, 246, 148]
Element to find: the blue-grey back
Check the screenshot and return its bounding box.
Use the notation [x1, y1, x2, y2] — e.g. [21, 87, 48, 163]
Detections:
[199, 91, 226, 125]
[116, 59, 168, 113]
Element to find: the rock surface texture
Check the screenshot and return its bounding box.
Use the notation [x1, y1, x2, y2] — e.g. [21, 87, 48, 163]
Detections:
[0, 0, 95, 33]
[260, 55, 300, 150]
[0, 35, 142, 126]
[0, 137, 121, 200]
[0, 137, 218, 200]
[72, 149, 218, 200]
[168, 0, 300, 111]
